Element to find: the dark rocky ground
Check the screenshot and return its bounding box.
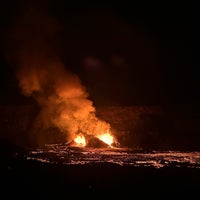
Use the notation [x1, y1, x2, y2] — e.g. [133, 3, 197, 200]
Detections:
[0, 105, 200, 198]
[1, 105, 200, 150]
[0, 141, 200, 199]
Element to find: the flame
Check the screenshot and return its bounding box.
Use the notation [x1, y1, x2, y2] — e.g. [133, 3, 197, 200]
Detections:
[96, 132, 114, 146]
[74, 134, 86, 147]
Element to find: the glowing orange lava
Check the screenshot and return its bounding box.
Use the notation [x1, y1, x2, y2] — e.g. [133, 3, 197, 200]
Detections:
[96, 132, 114, 146]
[74, 134, 86, 147]
[73, 131, 116, 147]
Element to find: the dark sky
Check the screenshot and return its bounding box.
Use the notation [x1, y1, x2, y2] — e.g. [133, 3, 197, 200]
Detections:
[0, 1, 200, 106]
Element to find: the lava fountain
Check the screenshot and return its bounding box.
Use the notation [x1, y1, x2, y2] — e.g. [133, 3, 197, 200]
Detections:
[96, 132, 114, 146]
[73, 130, 116, 148]
[74, 134, 86, 147]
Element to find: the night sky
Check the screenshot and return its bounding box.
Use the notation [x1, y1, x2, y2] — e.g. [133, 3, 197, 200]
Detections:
[1, 4, 200, 197]
[0, 1, 200, 106]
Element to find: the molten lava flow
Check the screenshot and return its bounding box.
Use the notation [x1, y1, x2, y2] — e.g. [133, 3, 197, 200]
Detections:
[96, 132, 114, 146]
[74, 134, 86, 147]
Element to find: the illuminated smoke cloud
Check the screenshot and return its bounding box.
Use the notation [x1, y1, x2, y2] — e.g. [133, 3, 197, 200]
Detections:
[6, 5, 111, 145]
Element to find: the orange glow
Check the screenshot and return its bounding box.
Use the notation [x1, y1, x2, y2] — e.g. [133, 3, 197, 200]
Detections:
[96, 132, 114, 146]
[74, 134, 86, 147]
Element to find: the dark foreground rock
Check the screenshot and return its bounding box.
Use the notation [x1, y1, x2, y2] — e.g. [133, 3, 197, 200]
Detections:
[1, 153, 200, 199]
[1, 105, 200, 150]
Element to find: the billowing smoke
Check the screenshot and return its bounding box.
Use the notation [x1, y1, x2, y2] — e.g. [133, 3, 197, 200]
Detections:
[6, 5, 111, 145]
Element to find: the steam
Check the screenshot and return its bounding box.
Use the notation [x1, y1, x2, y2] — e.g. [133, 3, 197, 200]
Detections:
[6, 6, 110, 144]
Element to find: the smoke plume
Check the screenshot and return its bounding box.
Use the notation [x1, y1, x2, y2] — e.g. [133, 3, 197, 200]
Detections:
[6, 5, 111, 145]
